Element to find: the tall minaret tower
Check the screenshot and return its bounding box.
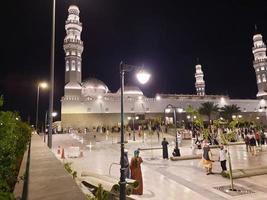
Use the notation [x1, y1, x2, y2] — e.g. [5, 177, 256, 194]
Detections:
[252, 27, 267, 98]
[195, 60, 205, 96]
[63, 5, 83, 85]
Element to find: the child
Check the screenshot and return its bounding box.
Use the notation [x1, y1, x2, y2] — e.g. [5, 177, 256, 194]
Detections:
[218, 145, 227, 172]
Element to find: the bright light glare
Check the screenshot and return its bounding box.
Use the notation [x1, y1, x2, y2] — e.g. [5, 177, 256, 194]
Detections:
[232, 115, 236, 119]
[165, 108, 171, 113]
[187, 115, 191, 119]
[39, 82, 48, 89]
[127, 116, 131, 120]
[52, 112, 58, 117]
[256, 116, 260, 120]
[98, 96, 102, 100]
[135, 116, 139, 120]
[177, 108, 183, 113]
[136, 70, 151, 84]
[156, 95, 161, 101]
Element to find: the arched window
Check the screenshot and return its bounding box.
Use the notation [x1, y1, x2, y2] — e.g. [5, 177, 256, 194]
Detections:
[77, 61, 81, 72]
[262, 74, 266, 82]
[71, 60, 75, 71]
[66, 60, 69, 71]
[258, 75, 262, 83]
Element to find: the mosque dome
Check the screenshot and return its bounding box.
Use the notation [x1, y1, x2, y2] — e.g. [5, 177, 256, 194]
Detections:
[117, 86, 143, 96]
[82, 78, 109, 97]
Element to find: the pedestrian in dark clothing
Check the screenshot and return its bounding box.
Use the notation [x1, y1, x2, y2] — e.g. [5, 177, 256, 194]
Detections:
[244, 134, 250, 152]
[124, 149, 130, 178]
[161, 138, 169, 159]
[249, 136, 257, 156]
[261, 132, 266, 145]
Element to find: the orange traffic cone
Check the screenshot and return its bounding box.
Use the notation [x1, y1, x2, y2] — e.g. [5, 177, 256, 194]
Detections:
[57, 146, 61, 155]
[61, 148, 65, 159]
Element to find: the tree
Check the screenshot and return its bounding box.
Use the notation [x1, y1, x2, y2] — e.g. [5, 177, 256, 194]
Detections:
[198, 102, 219, 124]
[220, 104, 241, 121]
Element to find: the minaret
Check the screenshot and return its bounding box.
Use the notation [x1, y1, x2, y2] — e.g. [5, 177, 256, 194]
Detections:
[195, 60, 205, 96]
[63, 5, 83, 85]
[252, 26, 267, 98]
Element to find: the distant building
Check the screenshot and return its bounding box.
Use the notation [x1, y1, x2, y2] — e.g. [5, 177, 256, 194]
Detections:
[61, 5, 266, 130]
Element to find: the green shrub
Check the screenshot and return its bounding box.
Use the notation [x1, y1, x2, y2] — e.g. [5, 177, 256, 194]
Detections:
[0, 106, 31, 193]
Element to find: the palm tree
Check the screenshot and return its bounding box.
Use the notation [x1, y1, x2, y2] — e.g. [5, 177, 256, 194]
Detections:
[220, 104, 241, 121]
[198, 102, 219, 124]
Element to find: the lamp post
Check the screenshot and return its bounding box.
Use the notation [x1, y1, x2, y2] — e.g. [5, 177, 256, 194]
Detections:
[48, 0, 56, 149]
[35, 82, 48, 133]
[44, 111, 48, 142]
[119, 61, 150, 200]
[165, 104, 181, 157]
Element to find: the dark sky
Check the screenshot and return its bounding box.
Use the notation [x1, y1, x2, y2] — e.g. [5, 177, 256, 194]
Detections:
[1, 0, 267, 123]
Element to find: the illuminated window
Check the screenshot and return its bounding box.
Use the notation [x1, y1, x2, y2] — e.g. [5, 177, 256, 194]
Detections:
[261, 67, 265, 71]
[71, 51, 75, 55]
[256, 68, 260, 72]
[66, 60, 69, 71]
[66, 51, 70, 56]
[71, 60, 75, 71]
[263, 74, 266, 82]
[77, 52, 81, 57]
[258, 75, 262, 83]
[77, 61, 81, 72]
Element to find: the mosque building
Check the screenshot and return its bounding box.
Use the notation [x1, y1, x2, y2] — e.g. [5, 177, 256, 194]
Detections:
[61, 5, 267, 129]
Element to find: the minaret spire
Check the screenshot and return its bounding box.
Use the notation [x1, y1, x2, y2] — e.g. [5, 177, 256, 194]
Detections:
[63, 5, 84, 85]
[252, 28, 267, 98]
[195, 60, 205, 96]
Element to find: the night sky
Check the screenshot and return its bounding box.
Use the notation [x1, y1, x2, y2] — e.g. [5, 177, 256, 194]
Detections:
[1, 0, 267, 123]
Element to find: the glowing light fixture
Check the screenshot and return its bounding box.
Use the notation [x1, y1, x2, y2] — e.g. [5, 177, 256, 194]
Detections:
[165, 108, 171, 113]
[136, 70, 151, 84]
[177, 108, 183, 113]
[39, 82, 48, 89]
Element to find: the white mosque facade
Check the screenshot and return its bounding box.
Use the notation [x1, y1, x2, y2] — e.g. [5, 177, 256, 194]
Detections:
[61, 5, 267, 129]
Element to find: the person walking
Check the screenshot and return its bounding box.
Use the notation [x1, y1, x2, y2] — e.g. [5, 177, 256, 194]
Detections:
[255, 131, 260, 146]
[130, 150, 143, 195]
[201, 143, 214, 175]
[124, 149, 130, 179]
[244, 134, 250, 152]
[249, 135, 257, 156]
[161, 138, 169, 159]
[218, 146, 227, 173]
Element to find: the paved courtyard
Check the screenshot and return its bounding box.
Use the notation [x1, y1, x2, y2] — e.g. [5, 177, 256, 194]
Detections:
[49, 132, 267, 200]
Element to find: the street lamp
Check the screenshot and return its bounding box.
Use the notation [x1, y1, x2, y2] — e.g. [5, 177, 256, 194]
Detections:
[35, 82, 48, 133]
[119, 61, 150, 200]
[165, 104, 181, 157]
[48, 0, 56, 149]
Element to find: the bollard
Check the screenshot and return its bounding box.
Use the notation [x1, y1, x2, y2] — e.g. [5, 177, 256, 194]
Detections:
[61, 148, 65, 159]
[80, 150, 83, 157]
[57, 146, 61, 155]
